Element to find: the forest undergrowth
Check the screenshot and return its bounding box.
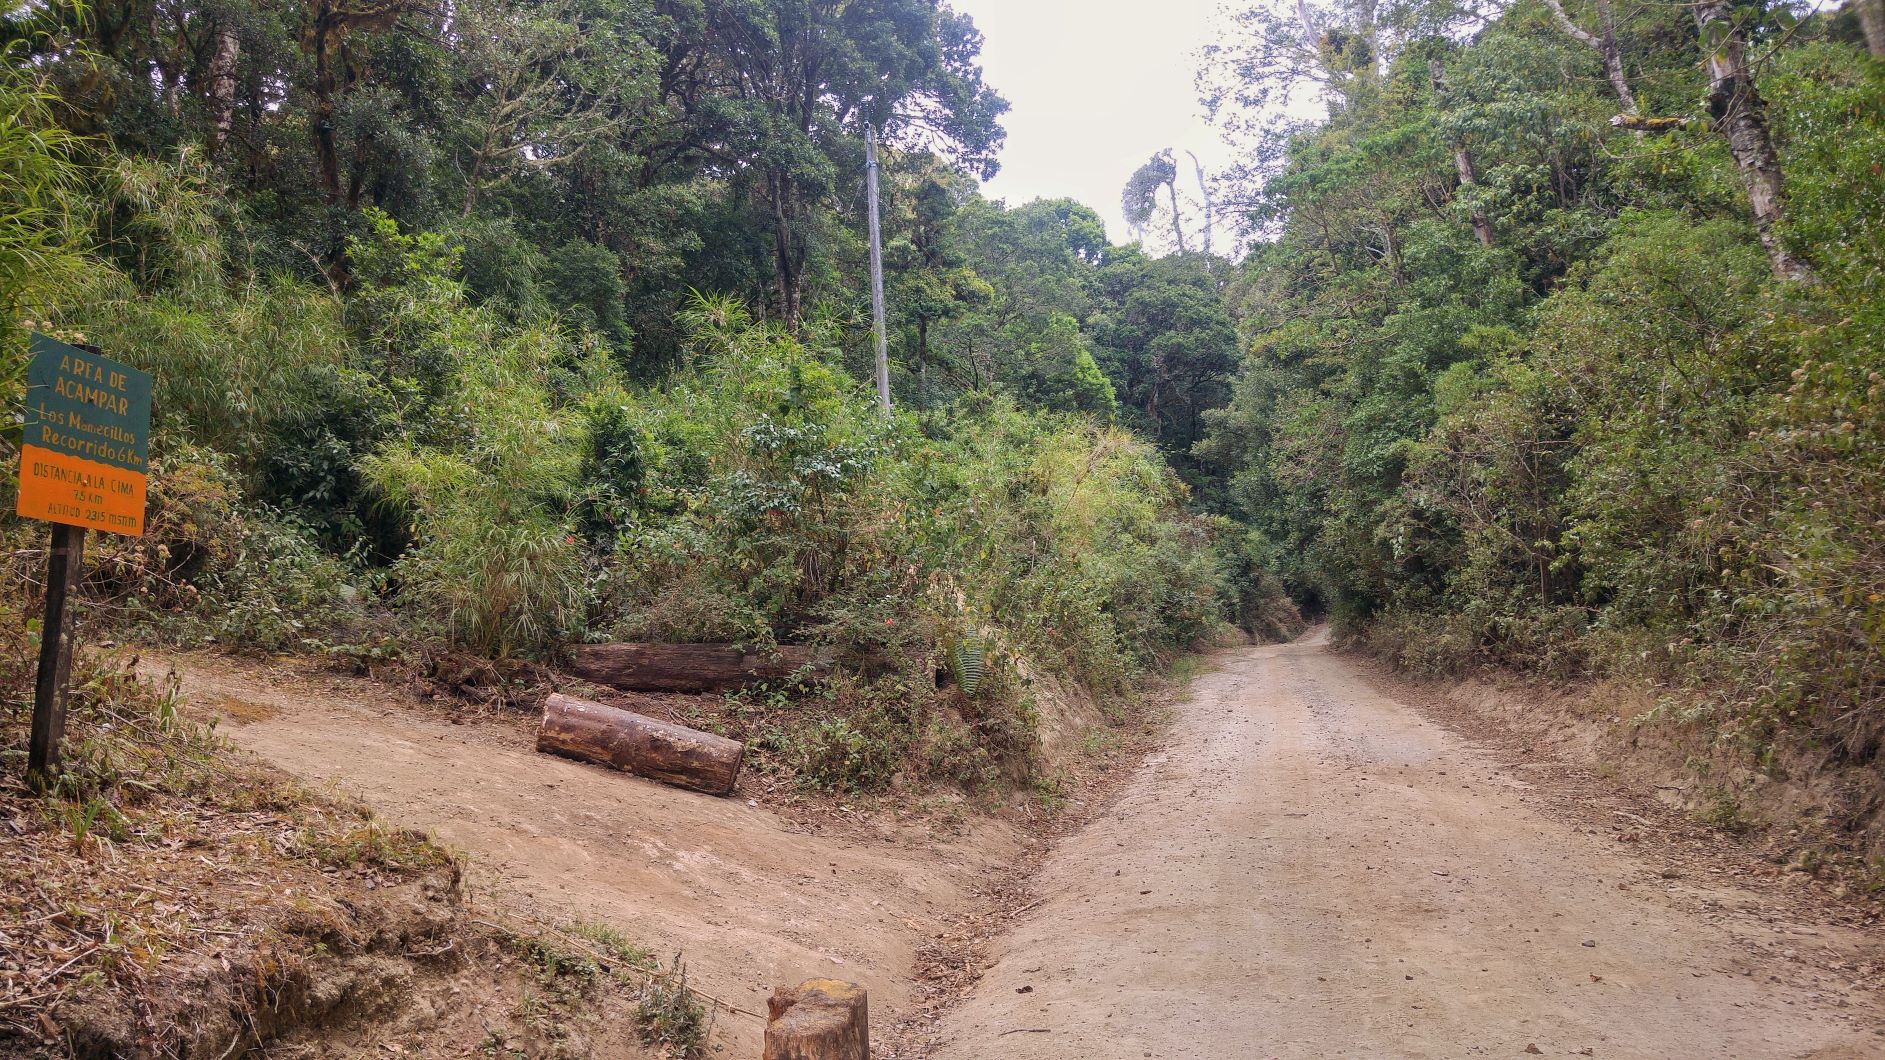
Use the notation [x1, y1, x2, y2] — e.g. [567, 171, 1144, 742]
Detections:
[0, 0, 1880, 907]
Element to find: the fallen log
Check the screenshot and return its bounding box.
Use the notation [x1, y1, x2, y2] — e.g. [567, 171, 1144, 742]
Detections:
[536, 693, 744, 796]
[1610, 113, 1690, 132]
[763, 979, 869, 1060]
[564, 642, 836, 694]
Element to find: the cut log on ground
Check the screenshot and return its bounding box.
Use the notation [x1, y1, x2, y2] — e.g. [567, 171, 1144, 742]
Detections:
[564, 642, 836, 693]
[536, 693, 744, 796]
[763, 979, 869, 1060]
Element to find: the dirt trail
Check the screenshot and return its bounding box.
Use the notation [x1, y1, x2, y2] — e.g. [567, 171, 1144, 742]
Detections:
[925, 632, 1885, 1059]
[153, 655, 1022, 1059]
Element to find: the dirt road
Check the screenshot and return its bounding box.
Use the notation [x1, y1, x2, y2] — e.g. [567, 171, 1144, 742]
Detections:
[924, 632, 1885, 1059]
[156, 655, 1022, 1059]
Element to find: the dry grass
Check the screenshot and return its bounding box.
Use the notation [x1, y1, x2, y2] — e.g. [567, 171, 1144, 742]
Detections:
[200, 691, 277, 723]
[0, 650, 462, 1056]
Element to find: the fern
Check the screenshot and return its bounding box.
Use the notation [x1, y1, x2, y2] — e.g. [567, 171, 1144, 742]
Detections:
[950, 635, 987, 697]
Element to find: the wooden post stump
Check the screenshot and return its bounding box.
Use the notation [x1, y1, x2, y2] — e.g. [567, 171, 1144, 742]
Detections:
[536, 693, 744, 796]
[762, 979, 868, 1060]
[26, 523, 85, 788]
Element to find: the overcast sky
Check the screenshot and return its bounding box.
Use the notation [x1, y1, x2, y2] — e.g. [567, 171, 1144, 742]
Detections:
[949, 0, 1234, 247]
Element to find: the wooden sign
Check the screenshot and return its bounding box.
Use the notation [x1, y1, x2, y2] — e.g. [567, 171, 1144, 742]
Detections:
[17, 333, 152, 537]
[16, 333, 152, 786]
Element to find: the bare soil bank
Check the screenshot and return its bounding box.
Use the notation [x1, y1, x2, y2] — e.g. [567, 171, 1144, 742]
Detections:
[1367, 653, 1885, 892]
[158, 653, 1030, 1058]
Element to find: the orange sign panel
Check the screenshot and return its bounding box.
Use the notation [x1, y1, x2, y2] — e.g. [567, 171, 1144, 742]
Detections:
[16, 335, 152, 537]
[17, 445, 147, 535]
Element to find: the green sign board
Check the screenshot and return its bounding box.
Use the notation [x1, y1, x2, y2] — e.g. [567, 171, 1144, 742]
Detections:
[17, 333, 153, 536]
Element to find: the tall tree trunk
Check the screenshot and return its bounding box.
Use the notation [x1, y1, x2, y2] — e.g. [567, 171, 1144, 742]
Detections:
[916, 315, 930, 401]
[1145, 355, 1161, 429]
[1430, 61, 1494, 248]
[152, 5, 182, 115]
[768, 168, 804, 330]
[1186, 150, 1215, 256]
[1454, 147, 1494, 248]
[1165, 177, 1187, 254]
[205, 25, 241, 157]
[1593, 0, 1637, 115]
[1381, 217, 1406, 287]
[311, 3, 343, 204]
[1693, 0, 1812, 282]
[463, 133, 495, 217]
[1544, 0, 1638, 115]
[1854, 0, 1885, 59]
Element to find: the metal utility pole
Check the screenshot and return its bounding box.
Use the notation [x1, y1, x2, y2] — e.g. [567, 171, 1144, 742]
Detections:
[865, 124, 891, 415]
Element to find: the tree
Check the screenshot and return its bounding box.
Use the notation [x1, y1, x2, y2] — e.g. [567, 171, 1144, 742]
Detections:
[1122, 148, 1221, 256]
[1200, 0, 1497, 240]
[1201, 0, 1384, 121]
[1541, 0, 1639, 116]
[1427, 56, 1492, 247]
[884, 164, 992, 399]
[1124, 149, 1186, 252]
[928, 195, 1103, 395]
[449, 0, 658, 215]
[1019, 314, 1117, 417]
[303, 0, 415, 203]
[1693, 0, 1811, 281]
[1090, 250, 1240, 466]
[653, 0, 1006, 329]
[1186, 149, 1217, 256]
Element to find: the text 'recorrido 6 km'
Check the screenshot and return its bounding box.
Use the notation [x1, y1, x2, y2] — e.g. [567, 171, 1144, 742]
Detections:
[16, 333, 153, 537]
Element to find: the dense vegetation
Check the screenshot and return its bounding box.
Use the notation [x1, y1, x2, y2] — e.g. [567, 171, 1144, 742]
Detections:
[0, 0, 1292, 795]
[1192, 0, 1884, 770]
[1, 0, 1880, 796]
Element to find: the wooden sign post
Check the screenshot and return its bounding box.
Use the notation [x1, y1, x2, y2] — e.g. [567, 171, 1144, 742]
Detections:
[17, 333, 152, 789]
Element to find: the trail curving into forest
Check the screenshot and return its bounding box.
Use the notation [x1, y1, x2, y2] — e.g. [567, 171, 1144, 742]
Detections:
[923, 631, 1885, 1059]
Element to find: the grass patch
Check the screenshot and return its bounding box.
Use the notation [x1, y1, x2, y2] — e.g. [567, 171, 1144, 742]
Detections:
[298, 812, 456, 873]
[1696, 789, 1756, 834]
[636, 955, 713, 1059]
[1080, 727, 1122, 759]
[488, 921, 711, 1059]
[1167, 655, 1207, 685]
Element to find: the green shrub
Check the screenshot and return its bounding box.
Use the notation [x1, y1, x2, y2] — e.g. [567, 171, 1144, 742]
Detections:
[634, 956, 712, 1059]
[361, 323, 598, 656]
[581, 298, 1230, 782]
[789, 715, 908, 794]
[0, 438, 367, 651]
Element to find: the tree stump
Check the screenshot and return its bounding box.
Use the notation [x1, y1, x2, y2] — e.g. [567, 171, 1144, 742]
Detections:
[536, 693, 744, 796]
[762, 979, 868, 1060]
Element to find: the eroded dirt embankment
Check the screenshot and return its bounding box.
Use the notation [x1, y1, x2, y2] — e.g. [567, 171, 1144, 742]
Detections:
[159, 655, 1027, 1059]
[919, 631, 1885, 1059]
[1372, 658, 1885, 881]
